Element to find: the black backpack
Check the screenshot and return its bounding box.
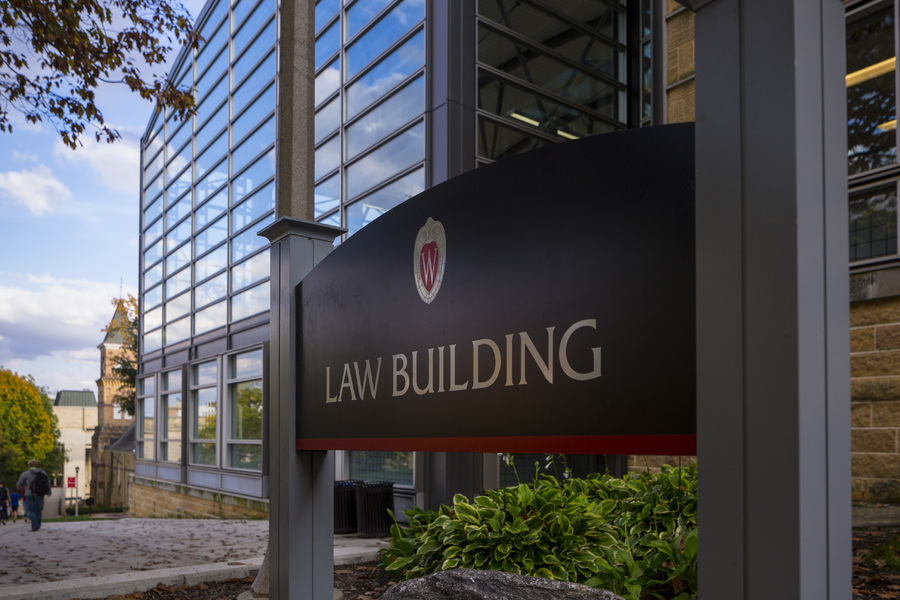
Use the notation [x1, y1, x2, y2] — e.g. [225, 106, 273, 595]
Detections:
[31, 470, 51, 497]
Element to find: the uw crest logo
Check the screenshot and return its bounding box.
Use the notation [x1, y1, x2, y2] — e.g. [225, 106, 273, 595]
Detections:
[414, 218, 446, 305]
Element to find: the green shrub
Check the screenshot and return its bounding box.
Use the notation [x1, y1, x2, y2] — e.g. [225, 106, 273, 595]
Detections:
[379, 463, 697, 600]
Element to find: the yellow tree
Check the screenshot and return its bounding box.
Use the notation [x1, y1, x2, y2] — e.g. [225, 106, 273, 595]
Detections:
[0, 368, 57, 485]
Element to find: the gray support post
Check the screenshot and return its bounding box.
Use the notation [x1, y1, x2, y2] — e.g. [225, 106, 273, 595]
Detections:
[262, 218, 344, 600]
[681, 0, 852, 597]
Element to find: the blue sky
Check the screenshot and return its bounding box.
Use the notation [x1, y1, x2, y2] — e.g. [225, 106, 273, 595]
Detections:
[0, 1, 206, 395]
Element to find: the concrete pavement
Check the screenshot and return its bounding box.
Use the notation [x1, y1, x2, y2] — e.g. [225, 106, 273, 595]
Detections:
[0, 516, 387, 600]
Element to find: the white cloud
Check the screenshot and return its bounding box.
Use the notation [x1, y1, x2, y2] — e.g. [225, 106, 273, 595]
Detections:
[0, 164, 72, 215]
[54, 132, 140, 194]
[11, 150, 38, 162]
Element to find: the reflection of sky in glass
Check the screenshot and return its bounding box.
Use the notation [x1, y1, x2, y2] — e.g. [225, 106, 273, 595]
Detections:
[234, 51, 276, 116]
[145, 306, 162, 331]
[347, 0, 393, 39]
[315, 135, 341, 181]
[145, 284, 162, 309]
[166, 243, 190, 275]
[234, 19, 276, 87]
[166, 316, 191, 344]
[234, 0, 275, 58]
[144, 330, 162, 355]
[232, 282, 270, 321]
[346, 121, 424, 199]
[232, 249, 270, 290]
[195, 272, 227, 308]
[316, 21, 340, 69]
[234, 150, 275, 205]
[233, 116, 275, 174]
[347, 75, 424, 159]
[196, 190, 227, 228]
[196, 103, 227, 152]
[145, 262, 162, 289]
[196, 245, 228, 282]
[232, 214, 274, 262]
[196, 132, 227, 180]
[347, 29, 424, 118]
[195, 215, 228, 256]
[315, 60, 340, 107]
[166, 266, 191, 298]
[232, 182, 275, 233]
[194, 362, 217, 386]
[347, 167, 424, 236]
[195, 300, 227, 334]
[315, 174, 339, 218]
[232, 349, 263, 379]
[166, 291, 191, 321]
[316, 0, 339, 33]
[234, 84, 275, 145]
[346, 0, 425, 79]
[316, 97, 340, 144]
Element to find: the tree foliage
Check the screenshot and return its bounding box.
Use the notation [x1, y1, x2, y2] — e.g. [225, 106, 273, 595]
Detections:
[0, 0, 201, 148]
[0, 368, 61, 486]
[104, 296, 138, 416]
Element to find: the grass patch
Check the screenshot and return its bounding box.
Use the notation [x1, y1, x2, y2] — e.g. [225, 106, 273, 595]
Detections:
[862, 532, 900, 571]
[43, 514, 93, 523]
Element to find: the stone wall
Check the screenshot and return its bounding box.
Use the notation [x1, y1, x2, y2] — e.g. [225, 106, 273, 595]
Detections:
[130, 476, 268, 519]
[851, 296, 900, 503]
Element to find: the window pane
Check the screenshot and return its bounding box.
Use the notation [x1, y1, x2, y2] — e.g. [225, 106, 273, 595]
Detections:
[346, 74, 424, 159]
[347, 167, 424, 235]
[234, 51, 276, 116]
[315, 134, 341, 181]
[195, 158, 228, 205]
[348, 450, 413, 486]
[316, 0, 339, 32]
[232, 181, 275, 233]
[315, 58, 341, 107]
[231, 349, 263, 379]
[232, 215, 274, 262]
[166, 142, 191, 182]
[197, 102, 227, 153]
[231, 381, 262, 439]
[234, 0, 275, 58]
[145, 306, 162, 332]
[347, 0, 392, 39]
[234, 83, 276, 145]
[477, 115, 551, 161]
[196, 244, 228, 281]
[847, 5, 897, 175]
[166, 266, 192, 298]
[196, 215, 228, 256]
[346, 121, 424, 199]
[193, 361, 217, 386]
[192, 443, 217, 466]
[140, 376, 155, 396]
[315, 173, 340, 218]
[196, 188, 228, 227]
[234, 19, 276, 87]
[145, 262, 163, 288]
[145, 284, 162, 309]
[144, 329, 162, 354]
[167, 121, 191, 160]
[196, 131, 227, 181]
[166, 291, 191, 322]
[167, 170, 191, 207]
[195, 272, 227, 308]
[145, 217, 163, 247]
[194, 388, 218, 438]
[144, 238, 163, 266]
[229, 444, 262, 470]
[197, 76, 228, 126]
[231, 281, 270, 321]
[166, 216, 192, 254]
[232, 249, 270, 291]
[316, 20, 340, 70]
[144, 149, 164, 183]
[197, 48, 228, 101]
[166, 243, 191, 275]
[197, 19, 228, 77]
[233, 116, 276, 175]
[195, 300, 227, 334]
[234, 149, 275, 205]
[346, 0, 425, 79]
[316, 96, 341, 144]
[346, 29, 424, 118]
[166, 316, 191, 345]
[166, 195, 191, 228]
[850, 184, 898, 262]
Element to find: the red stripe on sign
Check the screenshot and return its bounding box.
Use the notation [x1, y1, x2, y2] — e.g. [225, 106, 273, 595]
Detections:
[296, 435, 696, 455]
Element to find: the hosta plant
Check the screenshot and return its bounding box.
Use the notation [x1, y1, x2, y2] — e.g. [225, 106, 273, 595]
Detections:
[379, 463, 698, 600]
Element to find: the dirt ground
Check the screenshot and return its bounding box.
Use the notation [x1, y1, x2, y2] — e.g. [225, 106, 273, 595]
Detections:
[83, 527, 900, 600]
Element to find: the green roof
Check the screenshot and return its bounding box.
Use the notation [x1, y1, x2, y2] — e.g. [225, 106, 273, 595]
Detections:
[54, 390, 97, 407]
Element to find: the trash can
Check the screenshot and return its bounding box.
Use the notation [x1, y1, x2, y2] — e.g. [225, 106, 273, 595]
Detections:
[334, 480, 360, 534]
[354, 481, 394, 538]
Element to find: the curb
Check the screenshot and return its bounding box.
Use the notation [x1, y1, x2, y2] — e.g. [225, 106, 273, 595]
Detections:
[0, 559, 263, 600]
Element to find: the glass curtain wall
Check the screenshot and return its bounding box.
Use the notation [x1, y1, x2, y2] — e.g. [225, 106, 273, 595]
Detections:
[140, 0, 277, 357]
[475, 0, 630, 163]
[314, 0, 427, 237]
[848, 0, 900, 265]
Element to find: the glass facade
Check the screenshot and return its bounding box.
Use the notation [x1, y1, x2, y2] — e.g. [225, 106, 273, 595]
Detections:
[848, 0, 900, 265]
[137, 0, 648, 496]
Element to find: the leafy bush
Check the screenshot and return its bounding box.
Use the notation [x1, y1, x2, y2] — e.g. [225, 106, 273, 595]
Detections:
[380, 463, 697, 600]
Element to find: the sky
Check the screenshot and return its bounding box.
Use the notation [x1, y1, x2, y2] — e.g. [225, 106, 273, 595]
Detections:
[0, 0, 206, 395]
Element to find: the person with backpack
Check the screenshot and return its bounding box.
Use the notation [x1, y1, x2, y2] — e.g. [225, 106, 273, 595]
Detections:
[16, 460, 51, 531]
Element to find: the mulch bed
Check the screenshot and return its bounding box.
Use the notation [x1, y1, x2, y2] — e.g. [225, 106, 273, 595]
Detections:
[88, 527, 900, 599]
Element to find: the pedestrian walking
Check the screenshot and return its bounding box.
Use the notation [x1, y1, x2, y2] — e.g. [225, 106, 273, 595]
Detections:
[0, 481, 10, 525]
[16, 460, 52, 531]
[9, 489, 21, 522]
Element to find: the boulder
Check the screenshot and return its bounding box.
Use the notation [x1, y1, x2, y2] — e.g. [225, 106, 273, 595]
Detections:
[380, 569, 624, 600]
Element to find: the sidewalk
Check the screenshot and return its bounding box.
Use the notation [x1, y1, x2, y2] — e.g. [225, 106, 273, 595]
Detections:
[0, 516, 387, 600]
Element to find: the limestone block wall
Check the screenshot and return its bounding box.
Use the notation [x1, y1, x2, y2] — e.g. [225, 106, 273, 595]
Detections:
[851, 296, 900, 503]
[666, 2, 695, 124]
[130, 476, 268, 519]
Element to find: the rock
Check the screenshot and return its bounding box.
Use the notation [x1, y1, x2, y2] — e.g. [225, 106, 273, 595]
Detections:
[380, 569, 624, 600]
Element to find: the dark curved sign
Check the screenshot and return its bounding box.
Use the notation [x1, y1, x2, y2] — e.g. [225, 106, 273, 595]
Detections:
[297, 124, 696, 455]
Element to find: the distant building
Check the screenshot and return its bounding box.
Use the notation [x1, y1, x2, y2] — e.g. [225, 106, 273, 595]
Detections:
[90, 300, 136, 506]
[54, 390, 98, 500]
